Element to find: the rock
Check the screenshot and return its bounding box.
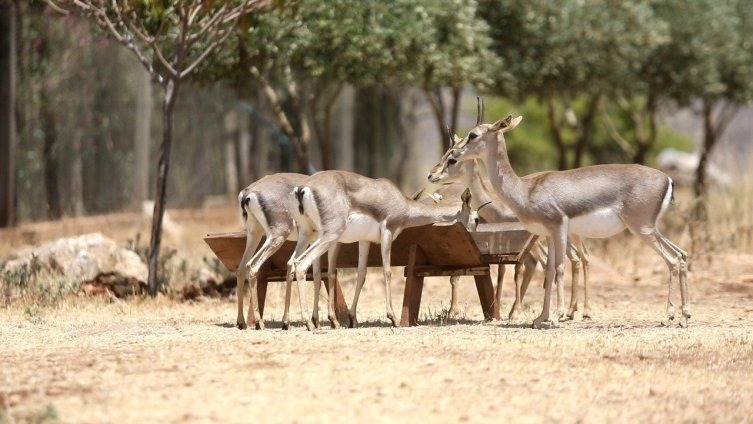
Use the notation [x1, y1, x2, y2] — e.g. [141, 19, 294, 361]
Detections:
[181, 275, 237, 301]
[79, 272, 147, 299]
[2, 233, 148, 284]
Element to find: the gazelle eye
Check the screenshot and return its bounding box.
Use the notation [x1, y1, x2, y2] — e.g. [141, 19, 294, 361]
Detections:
[448, 158, 458, 165]
[468, 133, 478, 140]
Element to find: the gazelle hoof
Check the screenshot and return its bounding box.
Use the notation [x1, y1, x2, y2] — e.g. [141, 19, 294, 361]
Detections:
[237, 321, 248, 330]
[349, 314, 357, 328]
[387, 314, 398, 328]
[254, 321, 264, 330]
[312, 317, 321, 329]
[281, 321, 290, 331]
[328, 315, 341, 329]
[305, 320, 316, 331]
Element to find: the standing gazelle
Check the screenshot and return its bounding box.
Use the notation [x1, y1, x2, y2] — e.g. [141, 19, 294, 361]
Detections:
[290, 170, 472, 329]
[428, 133, 592, 321]
[446, 113, 689, 328]
[236, 173, 322, 331]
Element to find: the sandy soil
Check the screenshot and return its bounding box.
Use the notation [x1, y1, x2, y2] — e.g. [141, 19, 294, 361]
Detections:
[2, 209, 753, 423]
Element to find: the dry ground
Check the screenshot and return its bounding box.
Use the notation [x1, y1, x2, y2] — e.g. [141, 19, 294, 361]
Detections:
[2, 207, 753, 423]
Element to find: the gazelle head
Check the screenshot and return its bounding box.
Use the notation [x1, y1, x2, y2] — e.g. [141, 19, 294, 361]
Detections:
[451, 113, 523, 162]
[427, 130, 465, 184]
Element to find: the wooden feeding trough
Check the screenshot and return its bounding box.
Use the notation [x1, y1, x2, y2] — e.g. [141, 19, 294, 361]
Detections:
[204, 222, 537, 327]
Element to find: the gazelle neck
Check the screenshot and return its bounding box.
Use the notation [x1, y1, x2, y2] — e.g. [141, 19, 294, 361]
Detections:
[478, 134, 527, 211]
[406, 199, 465, 227]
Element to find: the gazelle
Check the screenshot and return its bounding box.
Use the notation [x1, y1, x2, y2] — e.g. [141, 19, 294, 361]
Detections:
[427, 135, 592, 320]
[446, 113, 689, 328]
[289, 170, 472, 329]
[236, 173, 322, 331]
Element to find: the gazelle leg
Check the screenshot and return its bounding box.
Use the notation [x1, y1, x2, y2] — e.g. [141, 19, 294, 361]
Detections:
[311, 256, 322, 329]
[236, 228, 262, 329]
[533, 237, 556, 329]
[495, 264, 506, 318]
[509, 262, 524, 320]
[349, 241, 371, 328]
[579, 239, 592, 319]
[380, 229, 398, 327]
[510, 252, 538, 320]
[293, 236, 337, 331]
[327, 243, 342, 329]
[657, 232, 690, 326]
[566, 238, 582, 320]
[534, 227, 567, 329]
[247, 234, 286, 330]
[281, 229, 313, 330]
[449, 276, 461, 317]
[633, 229, 682, 326]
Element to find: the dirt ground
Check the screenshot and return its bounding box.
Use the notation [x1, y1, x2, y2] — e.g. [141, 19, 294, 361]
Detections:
[2, 208, 753, 423]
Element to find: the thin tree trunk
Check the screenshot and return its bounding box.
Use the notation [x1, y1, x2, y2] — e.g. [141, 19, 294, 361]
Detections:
[318, 83, 343, 170]
[148, 78, 179, 296]
[133, 66, 152, 206]
[449, 86, 462, 137]
[0, 0, 16, 227]
[238, 116, 251, 185]
[248, 66, 309, 173]
[572, 95, 599, 168]
[546, 96, 568, 170]
[70, 129, 85, 216]
[334, 85, 355, 170]
[424, 88, 450, 152]
[223, 111, 239, 201]
[41, 81, 61, 219]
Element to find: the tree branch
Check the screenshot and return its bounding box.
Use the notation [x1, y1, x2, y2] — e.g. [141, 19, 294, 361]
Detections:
[600, 108, 635, 156]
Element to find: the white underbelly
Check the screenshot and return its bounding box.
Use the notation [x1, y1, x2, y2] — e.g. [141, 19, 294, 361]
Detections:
[339, 212, 381, 243]
[521, 209, 625, 239]
[569, 208, 625, 238]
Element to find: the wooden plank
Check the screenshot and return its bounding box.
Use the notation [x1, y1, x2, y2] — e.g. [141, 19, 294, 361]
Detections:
[203, 222, 486, 273]
[471, 227, 532, 256]
[409, 265, 490, 278]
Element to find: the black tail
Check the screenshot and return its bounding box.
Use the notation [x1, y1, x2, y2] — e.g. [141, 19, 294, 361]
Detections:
[241, 196, 251, 222]
[294, 187, 305, 214]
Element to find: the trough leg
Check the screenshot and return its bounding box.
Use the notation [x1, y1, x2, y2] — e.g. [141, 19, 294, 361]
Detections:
[474, 269, 499, 321]
[400, 244, 426, 327]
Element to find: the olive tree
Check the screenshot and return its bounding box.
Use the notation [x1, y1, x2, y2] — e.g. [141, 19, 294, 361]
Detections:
[61, 0, 270, 295]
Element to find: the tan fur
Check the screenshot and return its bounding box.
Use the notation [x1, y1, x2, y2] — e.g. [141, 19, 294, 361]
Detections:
[236, 173, 321, 331]
[290, 170, 471, 328]
[428, 153, 592, 320]
[447, 115, 689, 328]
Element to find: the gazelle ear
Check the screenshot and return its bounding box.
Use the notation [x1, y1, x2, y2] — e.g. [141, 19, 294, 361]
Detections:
[461, 188, 472, 204]
[490, 115, 523, 133]
[453, 134, 462, 144]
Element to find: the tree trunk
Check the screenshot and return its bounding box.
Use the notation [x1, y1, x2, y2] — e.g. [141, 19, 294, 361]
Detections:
[41, 80, 61, 219]
[571, 95, 599, 168]
[249, 66, 309, 173]
[546, 97, 568, 170]
[424, 88, 450, 152]
[334, 85, 355, 170]
[449, 86, 462, 137]
[0, 0, 16, 227]
[223, 111, 239, 201]
[133, 66, 152, 206]
[148, 78, 179, 296]
[238, 118, 251, 185]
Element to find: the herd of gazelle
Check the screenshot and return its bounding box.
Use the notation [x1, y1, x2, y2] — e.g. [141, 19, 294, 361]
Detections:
[235, 98, 690, 330]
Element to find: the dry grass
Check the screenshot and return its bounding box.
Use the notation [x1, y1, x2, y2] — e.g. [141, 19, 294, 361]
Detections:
[2, 205, 753, 423]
